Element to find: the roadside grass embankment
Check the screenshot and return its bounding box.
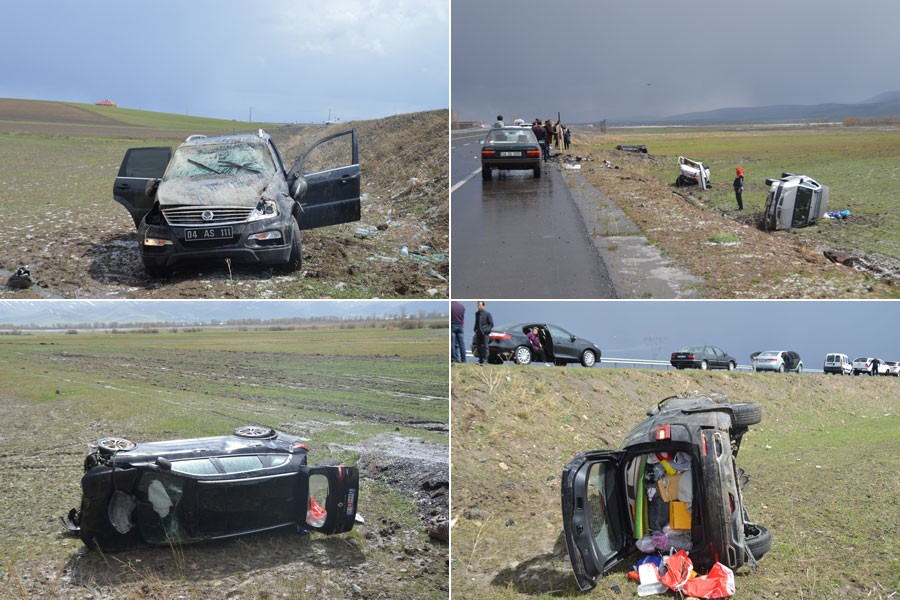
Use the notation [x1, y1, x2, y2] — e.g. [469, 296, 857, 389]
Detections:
[451, 365, 899, 599]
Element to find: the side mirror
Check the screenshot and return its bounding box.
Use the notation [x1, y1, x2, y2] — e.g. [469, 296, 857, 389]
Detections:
[155, 457, 172, 470]
[571, 335, 576, 342]
[145, 178, 161, 198]
[291, 176, 308, 199]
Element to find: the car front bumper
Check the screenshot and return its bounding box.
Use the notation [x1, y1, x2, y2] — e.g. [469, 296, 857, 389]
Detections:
[140, 218, 293, 268]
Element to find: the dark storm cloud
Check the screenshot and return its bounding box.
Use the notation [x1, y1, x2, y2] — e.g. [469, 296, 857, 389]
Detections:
[452, 0, 900, 122]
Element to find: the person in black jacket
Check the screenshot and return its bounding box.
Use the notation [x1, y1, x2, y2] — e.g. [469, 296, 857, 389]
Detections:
[532, 119, 547, 161]
[473, 301, 494, 365]
[734, 166, 744, 210]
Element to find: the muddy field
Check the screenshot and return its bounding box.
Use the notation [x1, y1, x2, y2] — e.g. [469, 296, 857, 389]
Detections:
[0, 327, 449, 599]
[0, 100, 448, 299]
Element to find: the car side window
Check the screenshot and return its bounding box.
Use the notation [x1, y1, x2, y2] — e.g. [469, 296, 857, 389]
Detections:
[219, 455, 264, 474]
[172, 458, 218, 476]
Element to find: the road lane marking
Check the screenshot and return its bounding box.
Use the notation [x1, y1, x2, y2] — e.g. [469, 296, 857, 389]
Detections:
[451, 168, 482, 194]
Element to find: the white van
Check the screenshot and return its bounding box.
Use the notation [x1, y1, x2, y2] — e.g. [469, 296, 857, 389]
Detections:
[763, 173, 828, 231]
[823, 353, 851, 375]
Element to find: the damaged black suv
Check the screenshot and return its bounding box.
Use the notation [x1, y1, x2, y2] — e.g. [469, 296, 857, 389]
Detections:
[113, 129, 360, 277]
[561, 395, 771, 591]
[62, 426, 359, 552]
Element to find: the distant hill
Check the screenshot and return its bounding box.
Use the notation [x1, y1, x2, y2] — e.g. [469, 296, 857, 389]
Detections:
[617, 91, 900, 126]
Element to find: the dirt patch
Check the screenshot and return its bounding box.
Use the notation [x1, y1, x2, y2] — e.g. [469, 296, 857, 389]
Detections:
[571, 142, 896, 298]
[0, 109, 448, 299]
[0, 98, 124, 126]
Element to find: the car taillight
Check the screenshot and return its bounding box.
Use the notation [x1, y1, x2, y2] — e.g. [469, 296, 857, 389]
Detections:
[482, 150, 496, 158]
[526, 150, 540, 157]
[686, 354, 695, 359]
[655, 426, 671, 441]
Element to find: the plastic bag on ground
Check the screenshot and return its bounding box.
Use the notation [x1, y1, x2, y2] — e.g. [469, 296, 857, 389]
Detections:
[660, 549, 695, 592]
[682, 561, 735, 598]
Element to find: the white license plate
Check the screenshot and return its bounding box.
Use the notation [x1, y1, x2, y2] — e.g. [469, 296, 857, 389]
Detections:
[184, 226, 234, 241]
[500, 151, 522, 157]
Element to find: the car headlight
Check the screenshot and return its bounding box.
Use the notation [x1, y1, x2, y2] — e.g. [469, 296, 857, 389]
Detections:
[248, 198, 279, 222]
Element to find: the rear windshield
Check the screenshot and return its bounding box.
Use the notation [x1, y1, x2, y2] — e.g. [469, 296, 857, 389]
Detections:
[758, 351, 779, 358]
[678, 345, 704, 353]
[165, 141, 276, 180]
[853, 357, 867, 362]
[486, 129, 538, 144]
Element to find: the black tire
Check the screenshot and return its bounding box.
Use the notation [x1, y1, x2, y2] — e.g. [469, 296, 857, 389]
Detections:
[97, 437, 136, 454]
[745, 523, 773, 560]
[580, 349, 597, 368]
[533, 165, 541, 178]
[731, 402, 762, 427]
[728, 361, 736, 371]
[234, 425, 276, 439]
[700, 360, 708, 371]
[276, 217, 302, 274]
[482, 167, 492, 181]
[513, 346, 532, 365]
[777, 363, 785, 373]
[796, 364, 803, 374]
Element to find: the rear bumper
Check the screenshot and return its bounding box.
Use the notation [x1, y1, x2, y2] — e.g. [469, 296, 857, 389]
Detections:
[482, 158, 540, 171]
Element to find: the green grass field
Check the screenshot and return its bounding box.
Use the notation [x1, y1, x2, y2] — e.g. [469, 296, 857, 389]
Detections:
[596, 127, 900, 260]
[0, 326, 448, 597]
[451, 366, 900, 599]
[72, 102, 280, 133]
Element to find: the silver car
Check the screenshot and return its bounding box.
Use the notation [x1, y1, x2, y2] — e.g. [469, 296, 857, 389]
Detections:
[752, 350, 803, 373]
[762, 173, 828, 231]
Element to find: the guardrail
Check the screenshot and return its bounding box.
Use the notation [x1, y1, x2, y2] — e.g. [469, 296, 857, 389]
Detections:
[462, 353, 823, 374]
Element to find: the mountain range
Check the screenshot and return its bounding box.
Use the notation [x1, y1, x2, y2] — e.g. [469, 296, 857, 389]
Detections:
[616, 91, 900, 126]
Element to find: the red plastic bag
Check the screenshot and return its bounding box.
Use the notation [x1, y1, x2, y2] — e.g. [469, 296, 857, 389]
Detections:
[682, 562, 736, 598]
[660, 550, 693, 591]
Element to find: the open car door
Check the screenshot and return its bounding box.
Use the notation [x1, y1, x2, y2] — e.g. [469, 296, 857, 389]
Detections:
[302, 465, 359, 534]
[561, 450, 630, 591]
[113, 147, 171, 228]
[288, 129, 361, 231]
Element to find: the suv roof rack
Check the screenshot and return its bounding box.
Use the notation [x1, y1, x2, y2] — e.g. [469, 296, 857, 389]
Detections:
[185, 134, 207, 142]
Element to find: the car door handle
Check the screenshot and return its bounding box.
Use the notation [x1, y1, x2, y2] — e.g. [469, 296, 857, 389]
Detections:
[115, 184, 130, 190]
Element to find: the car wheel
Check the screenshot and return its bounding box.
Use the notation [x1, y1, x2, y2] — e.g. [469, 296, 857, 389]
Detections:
[533, 165, 541, 178]
[796, 364, 803, 374]
[731, 402, 762, 427]
[745, 523, 773, 560]
[513, 346, 532, 365]
[276, 217, 302, 274]
[234, 426, 276, 439]
[728, 361, 736, 371]
[777, 364, 785, 373]
[580, 349, 597, 368]
[96, 437, 137, 454]
[700, 360, 708, 370]
[482, 167, 491, 181]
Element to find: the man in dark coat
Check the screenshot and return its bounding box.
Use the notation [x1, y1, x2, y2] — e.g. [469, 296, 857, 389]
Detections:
[733, 166, 744, 210]
[532, 119, 547, 161]
[473, 301, 494, 365]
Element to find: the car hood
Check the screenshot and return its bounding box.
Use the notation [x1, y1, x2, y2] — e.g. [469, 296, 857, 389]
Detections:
[158, 173, 273, 207]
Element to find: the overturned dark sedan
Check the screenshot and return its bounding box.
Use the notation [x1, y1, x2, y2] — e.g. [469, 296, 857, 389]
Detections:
[562, 395, 771, 591]
[62, 426, 359, 552]
[114, 129, 360, 277]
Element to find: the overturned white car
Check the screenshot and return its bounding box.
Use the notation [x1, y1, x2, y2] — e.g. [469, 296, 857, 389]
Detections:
[762, 173, 828, 231]
[676, 156, 710, 190]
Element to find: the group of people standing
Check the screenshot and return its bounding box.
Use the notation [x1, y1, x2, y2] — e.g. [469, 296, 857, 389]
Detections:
[450, 300, 492, 364]
[493, 115, 571, 161]
[530, 117, 570, 160]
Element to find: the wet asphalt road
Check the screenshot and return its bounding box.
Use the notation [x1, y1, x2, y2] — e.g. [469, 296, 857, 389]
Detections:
[450, 133, 616, 298]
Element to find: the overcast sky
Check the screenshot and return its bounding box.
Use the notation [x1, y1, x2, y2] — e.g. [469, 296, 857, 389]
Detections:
[0, 0, 448, 123]
[452, 0, 900, 122]
[457, 301, 899, 365]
